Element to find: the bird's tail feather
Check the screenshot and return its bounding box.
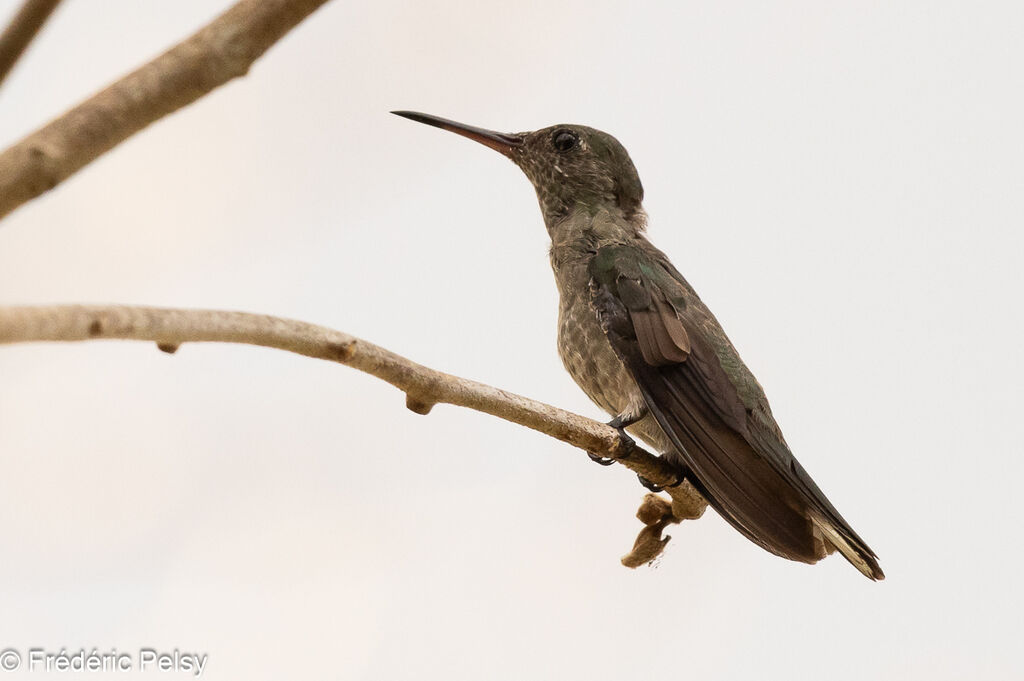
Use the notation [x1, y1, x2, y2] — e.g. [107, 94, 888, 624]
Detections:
[811, 513, 885, 581]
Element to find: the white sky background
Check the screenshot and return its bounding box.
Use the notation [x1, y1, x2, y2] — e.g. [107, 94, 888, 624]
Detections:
[1, 0, 1022, 678]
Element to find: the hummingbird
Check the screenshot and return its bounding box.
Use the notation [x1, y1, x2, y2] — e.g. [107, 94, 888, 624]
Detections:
[392, 111, 884, 581]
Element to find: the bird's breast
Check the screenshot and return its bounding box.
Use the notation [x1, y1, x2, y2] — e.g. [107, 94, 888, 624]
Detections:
[556, 288, 672, 453]
[556, 288, 630, 414]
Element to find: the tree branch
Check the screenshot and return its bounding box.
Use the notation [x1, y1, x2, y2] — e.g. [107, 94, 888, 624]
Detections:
[0, 0, 61, 88]
[0, 304, 707, 561]
[0, 0, 332, 222]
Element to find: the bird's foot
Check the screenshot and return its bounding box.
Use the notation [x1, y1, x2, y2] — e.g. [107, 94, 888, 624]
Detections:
[610, 420, 637, 458]
[637, 461, 689, 493]
[586, 417, 637, 466]
[637, 474, 666, 493]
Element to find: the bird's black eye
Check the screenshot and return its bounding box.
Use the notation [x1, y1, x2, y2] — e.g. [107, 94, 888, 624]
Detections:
[552, 130, 578, 152]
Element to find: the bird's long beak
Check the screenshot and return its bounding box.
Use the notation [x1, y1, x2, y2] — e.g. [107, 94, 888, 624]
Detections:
[392, 111, 524, 158]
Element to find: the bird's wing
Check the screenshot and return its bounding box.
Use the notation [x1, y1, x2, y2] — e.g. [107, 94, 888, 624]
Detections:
[589, 243, 883, 580]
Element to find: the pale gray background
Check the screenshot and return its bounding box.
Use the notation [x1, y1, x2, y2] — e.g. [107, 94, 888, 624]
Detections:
[1, 1, 1021, 679]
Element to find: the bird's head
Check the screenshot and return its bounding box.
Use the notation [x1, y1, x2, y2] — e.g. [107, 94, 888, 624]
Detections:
[393, 112, 644, 229]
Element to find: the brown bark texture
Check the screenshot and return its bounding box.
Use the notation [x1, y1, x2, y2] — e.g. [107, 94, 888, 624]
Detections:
[0, 303, 708, 562]
[0, 0, 331, 222]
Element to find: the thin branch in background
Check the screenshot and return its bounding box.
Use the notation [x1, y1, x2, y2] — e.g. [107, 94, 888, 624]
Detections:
[0, 0, 333, 223]
[0, 0, 61, 88]
[0, 304, 708, 563]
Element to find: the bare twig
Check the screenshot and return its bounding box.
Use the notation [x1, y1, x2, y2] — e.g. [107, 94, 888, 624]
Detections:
[0, 0, 332, 222]
[0, 0, 61, 88]
[0, 304, 708, 547]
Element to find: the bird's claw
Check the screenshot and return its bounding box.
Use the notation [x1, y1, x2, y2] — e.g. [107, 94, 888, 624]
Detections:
[608, 417, 636, 458]
[637, 474, 664, 493]
[637, 466, 687, 493]
[586, 417, 637, 466]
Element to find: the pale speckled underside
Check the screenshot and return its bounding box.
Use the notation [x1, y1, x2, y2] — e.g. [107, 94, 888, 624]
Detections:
[552, 247, 675, 457]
